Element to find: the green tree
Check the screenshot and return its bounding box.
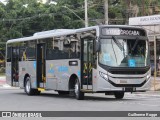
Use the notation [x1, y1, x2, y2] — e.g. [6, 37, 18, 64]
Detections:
[1, 0, 160, 43]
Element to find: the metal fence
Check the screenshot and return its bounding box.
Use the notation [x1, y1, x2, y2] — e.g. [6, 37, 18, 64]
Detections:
[0, 42, 6, 75]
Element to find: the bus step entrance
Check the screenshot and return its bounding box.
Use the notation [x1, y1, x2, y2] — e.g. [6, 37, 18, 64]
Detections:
[81, 89, 92, 93]
[38, 88, 45, 92]
[39, 82, 46, 88]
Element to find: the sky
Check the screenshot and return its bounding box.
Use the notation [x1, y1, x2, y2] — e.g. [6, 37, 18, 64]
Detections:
[0, 0, 8, 5]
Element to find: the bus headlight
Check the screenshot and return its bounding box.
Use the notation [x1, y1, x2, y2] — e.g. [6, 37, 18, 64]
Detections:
[99, 71, 108, 80]
[147, 73, 151, 79]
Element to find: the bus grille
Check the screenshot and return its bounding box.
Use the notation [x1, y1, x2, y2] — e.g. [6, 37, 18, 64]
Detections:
[109, 71, 146, 75]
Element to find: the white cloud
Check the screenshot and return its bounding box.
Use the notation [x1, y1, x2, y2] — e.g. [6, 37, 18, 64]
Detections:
[0, 0, 8, 5]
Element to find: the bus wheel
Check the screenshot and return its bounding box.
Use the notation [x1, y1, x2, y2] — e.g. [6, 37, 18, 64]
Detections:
[74, 79, 84, 100]
[25, 77, 40, 95]
[114, 92, 124, 99]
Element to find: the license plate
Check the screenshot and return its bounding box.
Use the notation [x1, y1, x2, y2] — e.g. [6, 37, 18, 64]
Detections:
[120, 80, 127, 84]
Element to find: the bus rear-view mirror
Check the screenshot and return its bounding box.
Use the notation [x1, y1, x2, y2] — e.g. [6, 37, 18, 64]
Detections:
[95, 41, 100, 52]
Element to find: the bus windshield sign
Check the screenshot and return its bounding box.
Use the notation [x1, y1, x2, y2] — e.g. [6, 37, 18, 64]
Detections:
[101, 28, 145, 36]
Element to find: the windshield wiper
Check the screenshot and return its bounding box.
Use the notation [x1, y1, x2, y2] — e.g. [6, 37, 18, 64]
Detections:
[131, 37, 139, 51]
[112, 36, 124, 51]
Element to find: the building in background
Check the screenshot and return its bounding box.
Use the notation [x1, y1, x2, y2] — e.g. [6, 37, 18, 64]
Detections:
[129, 15, 160, 75]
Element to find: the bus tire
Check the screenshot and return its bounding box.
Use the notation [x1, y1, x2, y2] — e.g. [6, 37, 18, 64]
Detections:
[25, 77, 40, 95]
[74, 79, 84, 100]
[114, 91, 124, 99]
[34, 90, 41, 95]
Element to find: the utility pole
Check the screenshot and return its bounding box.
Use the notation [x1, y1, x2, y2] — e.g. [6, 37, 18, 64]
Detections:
[104, 0, 108, 25]
[142, 0, 145, 15]
[85, 0, 88, 27]
[126, 0, 130, 24]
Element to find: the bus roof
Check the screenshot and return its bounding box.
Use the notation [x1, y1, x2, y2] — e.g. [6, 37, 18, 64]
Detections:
[7, 25, 145, 44]
[7, 29, 76, 44]
[33, 29, 75, 36]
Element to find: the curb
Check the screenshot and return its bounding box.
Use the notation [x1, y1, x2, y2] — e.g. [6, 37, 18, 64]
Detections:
[0, 86, 19, 90]
[0, 76, 6, 80]
[0, 84, 12, 88]
[3, 84, 12, 88]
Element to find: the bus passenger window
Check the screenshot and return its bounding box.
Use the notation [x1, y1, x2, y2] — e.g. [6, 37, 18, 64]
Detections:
[22, 49, 27, 61]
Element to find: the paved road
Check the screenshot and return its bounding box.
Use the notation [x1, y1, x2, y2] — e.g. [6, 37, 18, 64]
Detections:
[0, 87, 160, 111]
[0, 88, 160, 120]
[1, 76, 160, 119]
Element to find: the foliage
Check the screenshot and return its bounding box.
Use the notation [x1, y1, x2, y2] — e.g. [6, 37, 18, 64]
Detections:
[0, 0, 160, 43]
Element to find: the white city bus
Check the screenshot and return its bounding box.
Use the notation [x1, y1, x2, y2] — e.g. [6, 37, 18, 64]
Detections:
[6, 25, 151, 100]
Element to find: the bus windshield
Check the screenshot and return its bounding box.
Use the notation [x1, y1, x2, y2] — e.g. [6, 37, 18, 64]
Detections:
[99, 38, 150, 67]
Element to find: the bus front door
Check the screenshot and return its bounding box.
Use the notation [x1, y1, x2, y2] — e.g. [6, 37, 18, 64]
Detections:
[36, 43, 46, 89]
[11, 47, 19, 87]
[81, 39, 93, 90]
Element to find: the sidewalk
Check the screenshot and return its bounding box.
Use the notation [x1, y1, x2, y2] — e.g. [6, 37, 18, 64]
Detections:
[0, 76, 6, 86]
[151, 76, 160, 91]
[0, 76, 21, 89]
[0, 76, 11, 88]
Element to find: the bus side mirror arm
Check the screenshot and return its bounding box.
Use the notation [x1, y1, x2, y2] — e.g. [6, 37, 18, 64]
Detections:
[95, 40, 100, 52]
[93, 40, 100, 69]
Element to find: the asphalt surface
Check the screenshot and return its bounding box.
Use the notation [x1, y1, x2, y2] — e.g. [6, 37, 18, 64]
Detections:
[0, 87, 160, 120]
[0, 87, 160, 111]
[1, 76, 160, 119]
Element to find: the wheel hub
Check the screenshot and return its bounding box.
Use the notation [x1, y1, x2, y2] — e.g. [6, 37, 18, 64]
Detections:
[75, 82, 79, 96]
[26, 80, 30, 93]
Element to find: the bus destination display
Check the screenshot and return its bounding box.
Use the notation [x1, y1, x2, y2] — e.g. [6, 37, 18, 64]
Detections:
[101, 28, 145, 36]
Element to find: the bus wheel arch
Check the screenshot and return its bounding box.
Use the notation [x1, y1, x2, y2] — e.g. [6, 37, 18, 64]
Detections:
[24, 74, 40, 95]
[69, 74, 84, 100]
[68, 74, 78, 90]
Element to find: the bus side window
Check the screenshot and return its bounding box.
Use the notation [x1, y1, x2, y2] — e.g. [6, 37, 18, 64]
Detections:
[46, 36, 80, 60]
[22, 49, 27, 61]
[63, 35, 80, 59]
[46, 38, 60, 60]
[26, 41, 36, 61]
[20, 41, 36, 61]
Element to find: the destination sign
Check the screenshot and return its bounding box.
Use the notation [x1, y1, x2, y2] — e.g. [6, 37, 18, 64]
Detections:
[101, 28, 146, 36]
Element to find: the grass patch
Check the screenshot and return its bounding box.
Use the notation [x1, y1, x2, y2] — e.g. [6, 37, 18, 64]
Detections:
[0, 73, 5, 76]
